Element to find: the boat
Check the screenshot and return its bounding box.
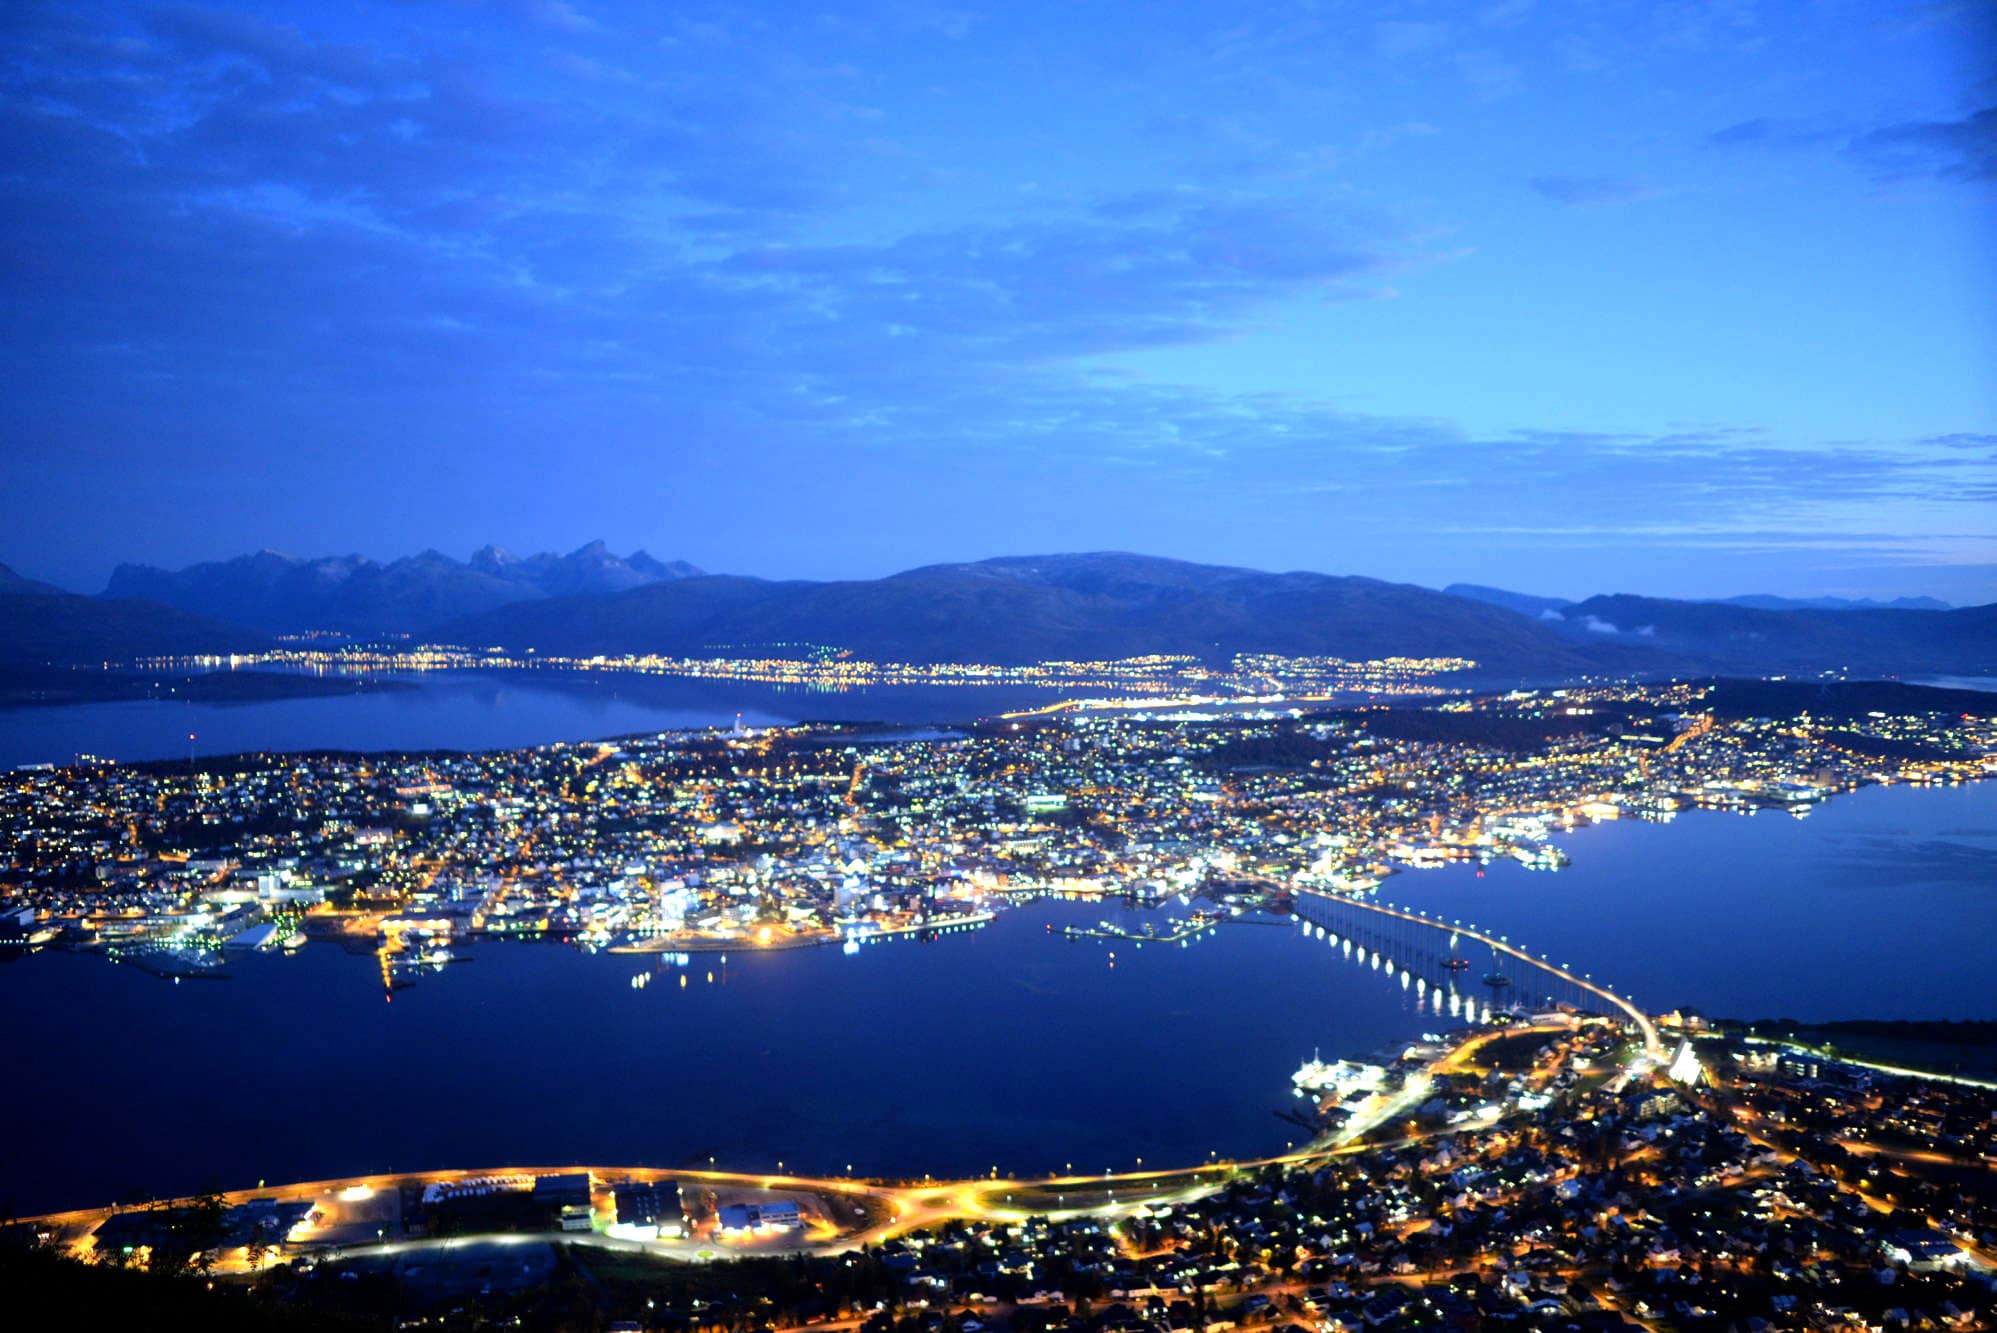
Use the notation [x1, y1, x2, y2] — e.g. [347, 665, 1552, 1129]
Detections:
[1510, 843, 1569, 871]
[389, 945, 468, 976]
[863, 910, 996, 940]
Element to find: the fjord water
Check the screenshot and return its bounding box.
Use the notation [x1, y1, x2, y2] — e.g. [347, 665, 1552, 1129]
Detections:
[3, 680, 1991, 1215]
[0, 899, 1430, 1216]
[0, 671, 1063, 768]
[1379, 779, 1997, 1024]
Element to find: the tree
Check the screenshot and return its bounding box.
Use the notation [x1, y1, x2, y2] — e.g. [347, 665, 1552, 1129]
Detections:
[145, 1190, 225, 1276]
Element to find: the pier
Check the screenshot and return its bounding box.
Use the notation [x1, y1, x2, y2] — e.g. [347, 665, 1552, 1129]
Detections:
[1055, 912, 1230, 945]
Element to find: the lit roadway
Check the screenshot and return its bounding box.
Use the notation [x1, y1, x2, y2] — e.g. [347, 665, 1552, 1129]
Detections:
[25, 1136, 1455, 1274]
[15, 898, 1669, 1271]
[16, 1023, 1593, 1272]
[25, 1141, 1399, 1263]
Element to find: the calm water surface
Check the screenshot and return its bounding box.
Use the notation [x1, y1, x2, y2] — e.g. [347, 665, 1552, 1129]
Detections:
[3, 687, 1992, 1214]
[1377, 780, 1997, 1025]
[0, 899, 1434, 1215]
[0, 672, 1063, 768]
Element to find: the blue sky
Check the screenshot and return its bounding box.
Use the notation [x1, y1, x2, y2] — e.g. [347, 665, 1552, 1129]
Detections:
[1, 0, 1992, 600]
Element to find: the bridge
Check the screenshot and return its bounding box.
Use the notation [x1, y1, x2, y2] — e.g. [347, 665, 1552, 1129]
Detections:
[1288, 886, 1663, 1059]
[13, 887, 1665, 1262]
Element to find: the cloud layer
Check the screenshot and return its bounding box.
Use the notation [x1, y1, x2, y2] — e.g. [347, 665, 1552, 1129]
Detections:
[0, 0, 1990, 599]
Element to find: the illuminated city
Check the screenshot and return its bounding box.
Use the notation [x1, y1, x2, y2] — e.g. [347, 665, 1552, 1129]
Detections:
[3, 678, 1991, 983]
[4, 0, 1995, 1327]
[136, 647, 1481, 702]
[6, 668, 1997, 1325]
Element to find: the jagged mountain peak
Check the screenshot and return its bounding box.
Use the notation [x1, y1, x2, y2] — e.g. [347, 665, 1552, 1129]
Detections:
[99, 543, 706, 635]
[469, 544, 516, 571]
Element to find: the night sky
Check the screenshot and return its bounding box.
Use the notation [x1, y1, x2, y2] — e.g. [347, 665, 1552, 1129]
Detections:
[2, 1, 1991, 600]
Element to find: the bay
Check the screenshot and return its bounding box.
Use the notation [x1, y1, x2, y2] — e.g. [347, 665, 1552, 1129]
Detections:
[4, 698, 1992, 1217]
[0, 671, 1065, 769]
[1374, 780, 1997, 1024]
[0, 898, 1433, 1216]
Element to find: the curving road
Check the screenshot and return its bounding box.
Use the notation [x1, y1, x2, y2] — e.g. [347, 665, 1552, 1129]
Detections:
[16, 892, 1662, 1269]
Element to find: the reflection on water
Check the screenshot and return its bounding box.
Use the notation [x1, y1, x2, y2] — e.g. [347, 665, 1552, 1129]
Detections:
[3, 705, 1989, 1214]
[0, 671, 1063, 767]
[0, 897, 1438, 1215]
[1379, 780, 1997, 1024]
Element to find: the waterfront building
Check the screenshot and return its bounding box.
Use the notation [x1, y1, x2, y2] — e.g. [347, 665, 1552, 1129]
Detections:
[717, 1199, 801, 1232]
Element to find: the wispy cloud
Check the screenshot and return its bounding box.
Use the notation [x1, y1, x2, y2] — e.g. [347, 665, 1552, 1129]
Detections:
[1703, 117, 1839, 150]
[0, 0, 1986, 596]
[1846, 105, 1997, 183]
[1708, 105, 1996, 186]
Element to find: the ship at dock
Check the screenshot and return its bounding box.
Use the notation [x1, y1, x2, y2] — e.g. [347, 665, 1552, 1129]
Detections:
[1509, 841, 1569, 871]
[838, 910, 995, 944]
[1291, 1052, 1388, 1100]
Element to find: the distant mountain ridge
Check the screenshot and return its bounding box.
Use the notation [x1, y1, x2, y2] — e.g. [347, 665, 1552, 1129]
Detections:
[439, 552, 1652, 674]
[1443, 583, 1573, 618]
[1537, 593, 1997, 675]
[6, 549, 1990, 677]
[439, 554, 1994, 678]
[0, 578, 266, 665]
[1445, 582, 1955, 617]
[1716, 593, 1953, 612]
[103, 542, 704, 636]
[0, 562, 65, 597]
[468, 541, 702, 597]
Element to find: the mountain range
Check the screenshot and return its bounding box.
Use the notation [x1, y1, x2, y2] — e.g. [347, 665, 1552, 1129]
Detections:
[1444, 581, 1991, 674]
[1447, 583, 1954, 615]
[101, 542, 703, 636]
[0, 563, 267, 664]
[2, 550, 1991, 680]
[437, 554, 1628, 673]
[1531, 593, 1997, 676]
[1716, 592, 1953, 612]
[435, 555, 1994, 677]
